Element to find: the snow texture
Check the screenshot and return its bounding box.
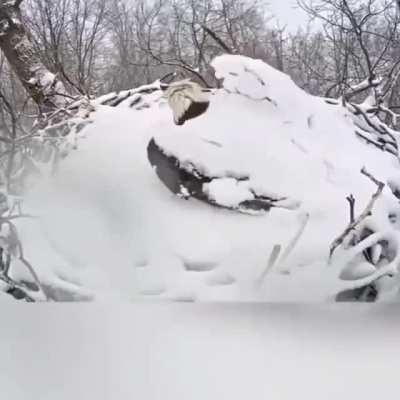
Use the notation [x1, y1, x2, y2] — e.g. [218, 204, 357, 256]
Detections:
[13, 54, 400, 302]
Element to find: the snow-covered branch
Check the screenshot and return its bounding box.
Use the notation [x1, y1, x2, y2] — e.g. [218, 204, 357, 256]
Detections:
[330, 168, 385, 259]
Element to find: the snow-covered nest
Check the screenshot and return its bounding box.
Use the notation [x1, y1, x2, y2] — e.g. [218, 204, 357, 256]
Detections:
[10, 54, 400, 302]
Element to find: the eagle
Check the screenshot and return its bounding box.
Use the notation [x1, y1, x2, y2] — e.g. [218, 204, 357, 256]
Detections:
[164, 79, 210, 125]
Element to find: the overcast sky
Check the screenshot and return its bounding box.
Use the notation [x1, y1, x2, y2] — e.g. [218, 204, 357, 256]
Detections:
[267, 0, 310, 30]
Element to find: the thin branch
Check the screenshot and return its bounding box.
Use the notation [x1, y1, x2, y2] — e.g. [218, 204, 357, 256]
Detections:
[255, 244, 281, 287]
[202, 25, 233, 54]
[329, 167, 385, 259]
[277, 212, 310, 273]
[346, 194, 355, 223]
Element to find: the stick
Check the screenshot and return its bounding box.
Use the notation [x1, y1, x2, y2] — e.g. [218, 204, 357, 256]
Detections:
[329, 168, 385, 259]
[255, 244, 281, 287]
[277, 212, 310, 273]
[202, 25, 234, 54]
[346, 194, 355, 223]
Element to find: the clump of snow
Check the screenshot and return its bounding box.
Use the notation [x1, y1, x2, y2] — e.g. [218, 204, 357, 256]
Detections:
[13, 54, 400, 302]
[339, 261, 377, 281]
[204, 178, 255, 207]
[211, 54, 305, 107]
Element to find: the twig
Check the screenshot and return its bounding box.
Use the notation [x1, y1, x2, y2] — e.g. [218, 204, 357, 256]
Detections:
[343, 79, 381, 102]
[0, 274, 36, 302]
[329, 168, 385, 259]
[346, 194, 355, 223]
[361, 167, 385, 187]
[202, 25, 234, 54]
[13, 235, 49, 301]
[255, 244, 281, 287]
[0, 217, 49, 301]
[354, 131, 397, 156]
[6, 214, 39, 221]
[18, 255, 49, 301]
[159, 72, 177, 85]
[277, 212, 310, 273]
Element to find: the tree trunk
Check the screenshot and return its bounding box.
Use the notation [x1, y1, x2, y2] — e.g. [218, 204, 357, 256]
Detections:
[0, 0, 67, 112]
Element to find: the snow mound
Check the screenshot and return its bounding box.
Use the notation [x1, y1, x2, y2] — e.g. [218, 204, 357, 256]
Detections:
[16, 55, 400, 302]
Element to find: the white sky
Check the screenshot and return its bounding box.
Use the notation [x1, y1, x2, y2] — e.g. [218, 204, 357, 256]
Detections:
[266, 0, 310, 30]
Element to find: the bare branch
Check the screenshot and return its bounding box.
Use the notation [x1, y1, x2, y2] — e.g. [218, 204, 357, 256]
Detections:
[346, 194, 355, 223]
[202, 25, 233, 54]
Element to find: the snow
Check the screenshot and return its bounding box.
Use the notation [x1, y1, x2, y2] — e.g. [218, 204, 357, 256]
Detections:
[204, 178, 255, 207]
[1, 304, 400, 399]
[339, 261, 377, 281]
[14, 54, 400, 302]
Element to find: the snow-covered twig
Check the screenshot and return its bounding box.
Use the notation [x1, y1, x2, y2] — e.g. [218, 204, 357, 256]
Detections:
[329, 168, 385, 259]
[343, 76, 382, 102]
[350, 103, 387, 135]
[225, 87, 275, 104]
[277, 212, 310, 273]
[354, 130, 395, 155]
[0, 216, 49, 301]
[254, 212, 310, 286]
[255, 244, 281, 287]
[0, 274, 36, 302]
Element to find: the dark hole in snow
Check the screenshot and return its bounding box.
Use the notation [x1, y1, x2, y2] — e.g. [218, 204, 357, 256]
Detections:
[182, 259, 219, 272]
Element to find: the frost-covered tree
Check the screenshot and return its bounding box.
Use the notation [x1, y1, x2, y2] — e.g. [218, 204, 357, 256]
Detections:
[297, 0, 400, 124]
[0, 0, 67, 112]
